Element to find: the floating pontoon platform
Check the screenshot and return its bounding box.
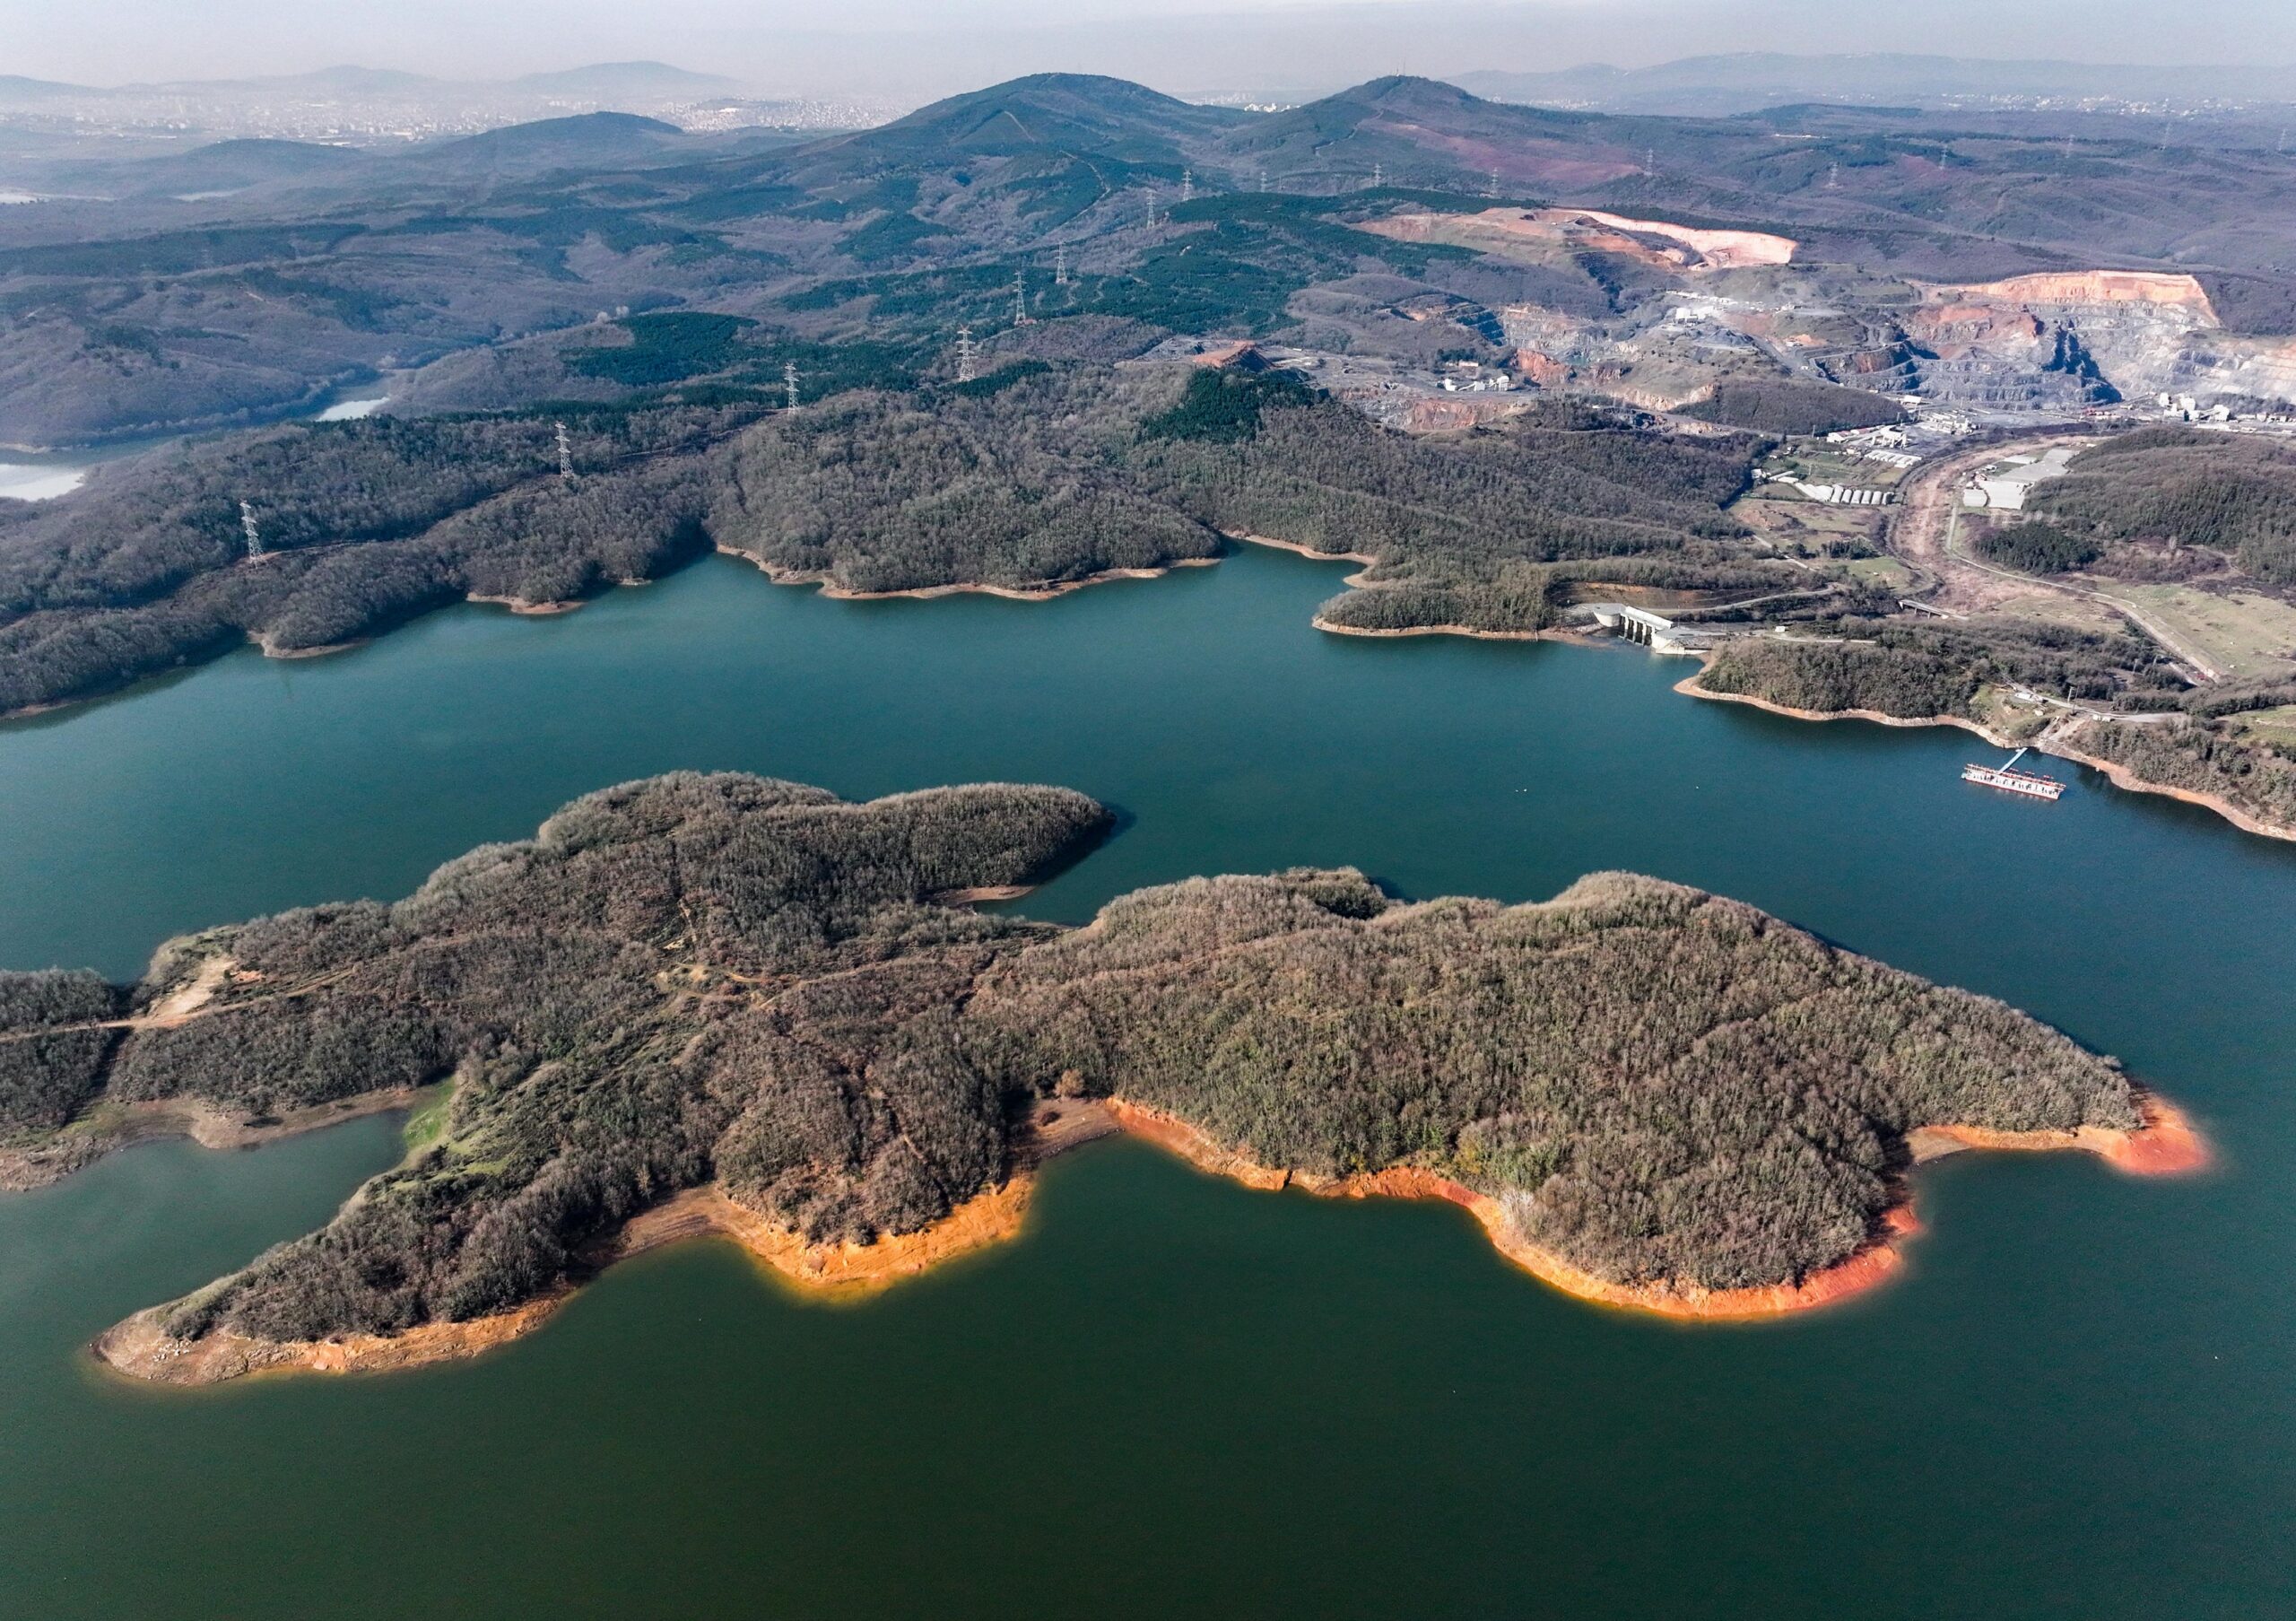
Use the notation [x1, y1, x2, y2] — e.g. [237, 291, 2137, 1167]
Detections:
[1961, 748, 2065, 801]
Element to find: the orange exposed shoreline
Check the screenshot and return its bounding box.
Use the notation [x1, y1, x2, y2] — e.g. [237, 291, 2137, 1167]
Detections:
[1909, 1095, 2209, 1177]
[91, 1099, 1120, 1385]
[91, 1089, 2204, 1383]
[93, 1173, 1041, 1386]
[1104, 1098, 1925, 1320]
[1106, 1094, 2204, 1321]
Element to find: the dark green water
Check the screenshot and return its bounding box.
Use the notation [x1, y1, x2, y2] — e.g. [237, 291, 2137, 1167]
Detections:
[3, 547, 2292, 1617]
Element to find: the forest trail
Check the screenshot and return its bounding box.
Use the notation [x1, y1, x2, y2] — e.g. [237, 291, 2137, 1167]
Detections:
[0, 955, 362, 1046]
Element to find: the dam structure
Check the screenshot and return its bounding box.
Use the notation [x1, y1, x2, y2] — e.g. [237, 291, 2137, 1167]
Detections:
[1577, 604, 1726, 657]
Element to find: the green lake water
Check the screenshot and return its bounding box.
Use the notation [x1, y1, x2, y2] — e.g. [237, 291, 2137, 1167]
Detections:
[2, 545, 2292, 1617]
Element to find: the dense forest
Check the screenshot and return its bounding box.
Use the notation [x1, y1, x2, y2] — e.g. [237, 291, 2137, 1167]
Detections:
[1971, 521, 2101, 574]
[1697, 615, 2182, 719]
[5, 771, 2143, 1344]
[2031, 430, 2296, 586]
[2064, 716, 2296, 832]
[709, 366, 1771, 626]
[0, 364, 1777, 714]
[967, 867, 2133, 1292]
[1680, 379, 1907, 436]
[0, 970, 118, 1140]
[1698, 635, 1983, 718]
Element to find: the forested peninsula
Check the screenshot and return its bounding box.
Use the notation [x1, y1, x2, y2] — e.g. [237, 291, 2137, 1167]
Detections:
[1686, 616, 2296, 842]
[0, 363, 1774, 719]
[0, 771, 2196, 1382]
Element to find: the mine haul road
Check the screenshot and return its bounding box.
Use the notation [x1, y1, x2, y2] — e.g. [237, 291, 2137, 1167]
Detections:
[1887, 434, 2222, 683]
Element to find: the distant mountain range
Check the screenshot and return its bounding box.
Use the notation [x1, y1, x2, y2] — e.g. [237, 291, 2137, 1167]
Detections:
[6, 68, 2296, 446]
[1457, 54, 2296, 117]
[0, 61, 886, 146]
[0, 62, 744, 102]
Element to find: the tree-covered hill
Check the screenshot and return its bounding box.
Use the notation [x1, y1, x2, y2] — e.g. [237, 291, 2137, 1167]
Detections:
[2031, 429, 2296, 587]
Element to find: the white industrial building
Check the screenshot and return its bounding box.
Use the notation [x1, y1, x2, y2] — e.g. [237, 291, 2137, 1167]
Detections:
[1962, 447, 2079, 511]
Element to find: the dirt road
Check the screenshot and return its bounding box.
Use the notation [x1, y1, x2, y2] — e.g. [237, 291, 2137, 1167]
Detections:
[1888, 435, 2222, 682]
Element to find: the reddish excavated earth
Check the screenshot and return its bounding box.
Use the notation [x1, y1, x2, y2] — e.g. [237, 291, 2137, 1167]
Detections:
[1923, 271, 2221, 321]
[91, 1088, 2205, 1384]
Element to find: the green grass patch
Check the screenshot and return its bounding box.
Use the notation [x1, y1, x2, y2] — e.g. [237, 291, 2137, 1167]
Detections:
[401, 1081, 456, 1155]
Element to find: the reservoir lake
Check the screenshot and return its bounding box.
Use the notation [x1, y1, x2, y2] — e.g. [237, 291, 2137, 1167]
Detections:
[2, 544, 2292, 1617]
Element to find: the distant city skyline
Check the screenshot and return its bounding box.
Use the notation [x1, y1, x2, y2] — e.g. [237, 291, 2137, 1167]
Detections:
[8, 0, 2296, 102]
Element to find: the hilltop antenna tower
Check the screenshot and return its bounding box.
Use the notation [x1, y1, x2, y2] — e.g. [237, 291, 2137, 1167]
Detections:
[783, 362, 800, 413]
[954, 325, 978, 382]
[554, 420, 574, 483]
[239, 501, 264, 559]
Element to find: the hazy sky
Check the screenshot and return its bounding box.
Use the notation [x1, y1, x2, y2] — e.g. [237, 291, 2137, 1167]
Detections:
[7, 0, 2295, 98]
